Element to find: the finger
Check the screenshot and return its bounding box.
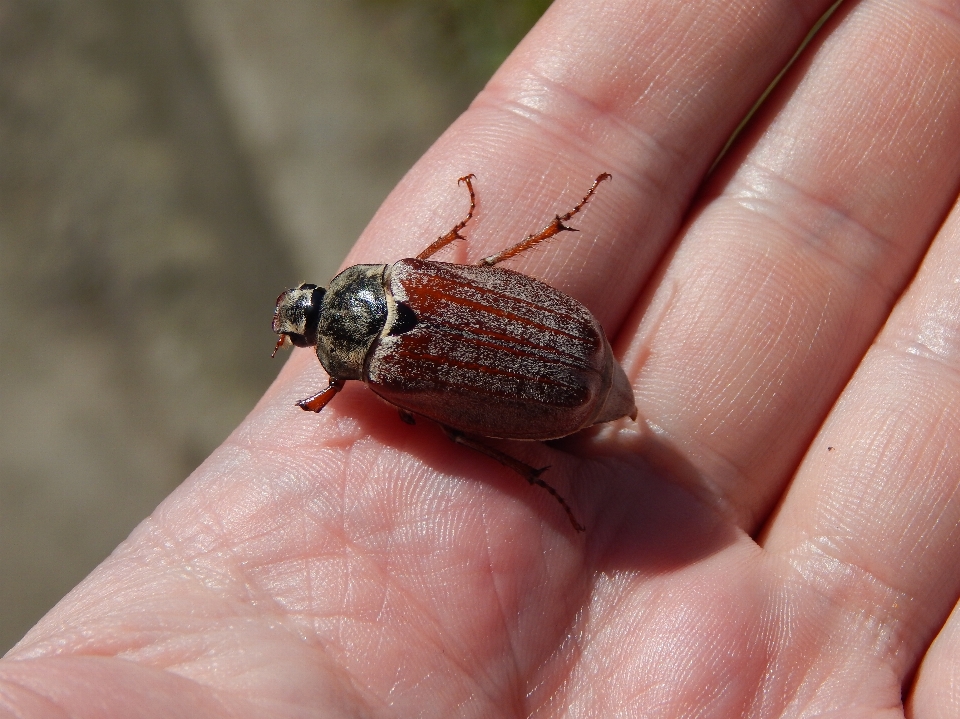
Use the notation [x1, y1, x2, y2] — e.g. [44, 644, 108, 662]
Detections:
[338, 0, 839, 335]
[623, 0, 960, 528]
[911, 602, 960, 718]
[764, 192, 960, 691]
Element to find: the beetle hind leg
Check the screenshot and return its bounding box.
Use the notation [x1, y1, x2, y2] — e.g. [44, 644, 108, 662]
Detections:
[417, 174, 477, 260]
[442, 426, 585, 532]
[479, 173, 610, 267]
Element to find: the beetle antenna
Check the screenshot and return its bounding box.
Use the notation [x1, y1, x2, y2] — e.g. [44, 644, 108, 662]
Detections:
[271, 335, 287, 358]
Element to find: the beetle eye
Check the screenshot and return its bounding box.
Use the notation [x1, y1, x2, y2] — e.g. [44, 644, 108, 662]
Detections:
[389, 301, 419, 336]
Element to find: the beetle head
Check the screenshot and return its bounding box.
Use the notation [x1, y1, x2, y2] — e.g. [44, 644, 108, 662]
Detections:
[272, 283, 325, 355]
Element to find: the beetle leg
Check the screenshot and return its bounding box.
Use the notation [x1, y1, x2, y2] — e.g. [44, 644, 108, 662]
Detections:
[297, 378, 345, 412]
[441, 426, 585, 532]
[417, 174, 477, 260]
[478, 173, 611, 267]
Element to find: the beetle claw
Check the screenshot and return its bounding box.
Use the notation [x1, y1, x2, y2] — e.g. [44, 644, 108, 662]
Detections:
[440, 426, 584, 531]
[524, 471, 586, 533]
[297, 379, 345, 412]
[417, 174, 477, 260]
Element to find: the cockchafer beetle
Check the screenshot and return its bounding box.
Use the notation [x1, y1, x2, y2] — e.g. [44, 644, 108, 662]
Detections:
[272, 173, 636, 531]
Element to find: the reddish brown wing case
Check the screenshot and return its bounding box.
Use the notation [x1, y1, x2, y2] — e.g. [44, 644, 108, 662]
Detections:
[365, 258, 618, 440]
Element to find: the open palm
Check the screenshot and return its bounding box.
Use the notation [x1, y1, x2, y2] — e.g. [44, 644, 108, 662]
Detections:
[5, 0, 960, 716]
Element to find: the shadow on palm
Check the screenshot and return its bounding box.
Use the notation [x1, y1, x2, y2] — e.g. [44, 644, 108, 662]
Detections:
[295, 371, 739, 575]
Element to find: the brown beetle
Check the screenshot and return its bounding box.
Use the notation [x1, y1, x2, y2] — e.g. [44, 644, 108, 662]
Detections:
[272, 174, 636, 530]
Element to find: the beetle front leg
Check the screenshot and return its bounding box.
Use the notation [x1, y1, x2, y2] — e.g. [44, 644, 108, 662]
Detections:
[479, 173, 610, 267]
[417, 174, 477, 260]
[297, 378, 345, 412]
[441, 426, 585, 532]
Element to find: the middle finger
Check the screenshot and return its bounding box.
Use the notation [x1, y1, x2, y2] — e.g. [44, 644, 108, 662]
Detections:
[626, 0, 960, 530]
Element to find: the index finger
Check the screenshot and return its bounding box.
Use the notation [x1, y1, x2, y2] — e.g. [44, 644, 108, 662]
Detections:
[339, 0, 838, 332]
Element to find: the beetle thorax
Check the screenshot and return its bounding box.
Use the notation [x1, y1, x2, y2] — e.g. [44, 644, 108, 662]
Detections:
[315, 264, 389, 380]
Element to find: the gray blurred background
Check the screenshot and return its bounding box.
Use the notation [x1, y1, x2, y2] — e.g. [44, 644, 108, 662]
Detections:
[0, 0, 549, 654]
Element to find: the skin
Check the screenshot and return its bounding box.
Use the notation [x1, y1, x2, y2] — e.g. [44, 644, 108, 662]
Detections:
[4, 0, 960, 715]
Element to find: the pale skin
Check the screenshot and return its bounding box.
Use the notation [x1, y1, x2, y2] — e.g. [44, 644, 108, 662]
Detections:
[4, 0, 960, 715]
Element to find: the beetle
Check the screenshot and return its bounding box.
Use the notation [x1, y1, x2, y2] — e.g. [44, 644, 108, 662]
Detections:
[272, 173, 636, 530]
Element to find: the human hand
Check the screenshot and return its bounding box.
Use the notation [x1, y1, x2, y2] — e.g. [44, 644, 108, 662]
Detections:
[4, 0, 960, 716]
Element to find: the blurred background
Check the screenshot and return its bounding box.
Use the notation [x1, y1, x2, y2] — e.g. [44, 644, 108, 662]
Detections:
[0, 0, 550, 654]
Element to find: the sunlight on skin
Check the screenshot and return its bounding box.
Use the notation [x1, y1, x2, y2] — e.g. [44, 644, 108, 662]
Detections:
[4, 0, 960, 716]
